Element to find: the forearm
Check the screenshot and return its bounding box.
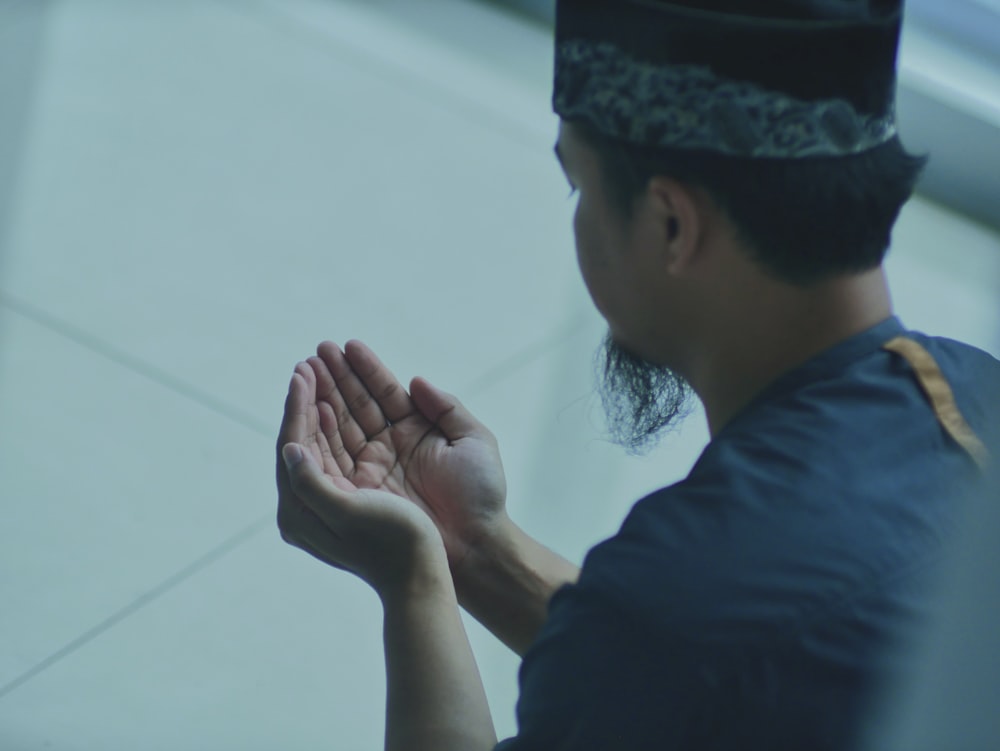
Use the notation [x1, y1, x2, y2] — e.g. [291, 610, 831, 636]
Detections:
[455, 516, 580, 657]
[382, 569, 497, 751]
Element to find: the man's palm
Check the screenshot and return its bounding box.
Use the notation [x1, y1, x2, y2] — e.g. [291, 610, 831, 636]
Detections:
[279, 340, 508, 570]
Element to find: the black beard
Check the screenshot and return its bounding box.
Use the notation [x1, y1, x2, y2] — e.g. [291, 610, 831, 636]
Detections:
[595, 333, 693, 454]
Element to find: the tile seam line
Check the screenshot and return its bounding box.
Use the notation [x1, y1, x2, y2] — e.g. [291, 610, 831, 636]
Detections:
[218, 0, 551, 153]
[461, 312, 593, 395]
[0, 514, 275, 701]
[0, 292, 585, 428]
[0, 291, 276, 437]
[0, 296, 585, 697]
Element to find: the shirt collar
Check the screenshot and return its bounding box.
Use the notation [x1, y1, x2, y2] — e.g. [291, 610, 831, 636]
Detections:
[722, 315, 906, 432]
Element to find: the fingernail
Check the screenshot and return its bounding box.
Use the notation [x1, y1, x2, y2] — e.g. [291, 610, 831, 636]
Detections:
[282, 443, 304, 469]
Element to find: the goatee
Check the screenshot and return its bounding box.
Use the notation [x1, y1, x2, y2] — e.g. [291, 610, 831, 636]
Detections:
[595, 333, 693, 454]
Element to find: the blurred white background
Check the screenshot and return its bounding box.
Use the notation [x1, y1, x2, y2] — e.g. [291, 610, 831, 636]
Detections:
[0, 0, 997, 748]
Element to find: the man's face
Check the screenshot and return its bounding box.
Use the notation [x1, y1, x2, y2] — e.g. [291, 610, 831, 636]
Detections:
[555, 121, 693, 451]
[554, 122, 644, 352]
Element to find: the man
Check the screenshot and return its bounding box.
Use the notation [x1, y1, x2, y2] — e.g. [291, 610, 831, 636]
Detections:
[275, 0, 1000, 749]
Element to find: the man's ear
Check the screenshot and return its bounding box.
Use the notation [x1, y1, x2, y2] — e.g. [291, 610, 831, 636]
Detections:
[646, 176, 704, 276]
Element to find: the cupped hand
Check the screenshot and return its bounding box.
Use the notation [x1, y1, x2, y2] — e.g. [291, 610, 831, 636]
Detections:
[276, 341, 509, 580]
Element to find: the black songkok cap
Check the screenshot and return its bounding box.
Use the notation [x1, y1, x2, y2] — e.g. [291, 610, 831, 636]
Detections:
[553, 0, 903, 158]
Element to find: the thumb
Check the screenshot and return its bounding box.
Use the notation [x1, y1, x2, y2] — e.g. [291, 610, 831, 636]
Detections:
[409, 377, 488, 443]
[282, 443, 353, 523]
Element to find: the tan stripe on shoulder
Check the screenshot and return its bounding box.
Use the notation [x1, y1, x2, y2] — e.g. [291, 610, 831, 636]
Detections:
[883, 336, 990, 471]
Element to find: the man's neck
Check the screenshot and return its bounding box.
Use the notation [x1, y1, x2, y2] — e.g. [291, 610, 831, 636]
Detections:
[690, 267, 894, 437]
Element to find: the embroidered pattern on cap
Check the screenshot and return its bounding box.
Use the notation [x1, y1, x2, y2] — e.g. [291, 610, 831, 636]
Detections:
[553, 40, 898, 158]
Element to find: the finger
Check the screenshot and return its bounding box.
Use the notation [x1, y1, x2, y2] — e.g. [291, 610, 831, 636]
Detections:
[277, 368, 310, 449]
[317, 399, 355, 476]
[277, 368, 327, 515]
[409, 377, 490, 443]
[307, 353, 368, 460]
[316, 341, 391, 440]
[277, 369, 314, 489]
[293, 361, 343, 474]
[276, 495, 353, 574]
[343, 340, 414, 424]
[282, 442, 359, 528]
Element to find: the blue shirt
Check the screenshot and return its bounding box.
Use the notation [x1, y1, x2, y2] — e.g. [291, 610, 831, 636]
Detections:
[498, 317, 1000, 750]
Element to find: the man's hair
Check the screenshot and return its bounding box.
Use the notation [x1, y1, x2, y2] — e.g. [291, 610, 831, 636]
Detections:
[573, 120, 928, 285]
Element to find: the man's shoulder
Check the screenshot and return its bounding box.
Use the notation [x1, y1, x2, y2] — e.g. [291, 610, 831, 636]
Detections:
[902, 331, 1000, 437]
[577, 328, 998, 640]
[713, 326, 1000, 471]
[906, 329, 999, 364]
[903, 330, 1000, 386]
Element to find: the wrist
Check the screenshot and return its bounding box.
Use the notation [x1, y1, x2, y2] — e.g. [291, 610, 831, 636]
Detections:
[377, 539, 454, 608]
[451, 516, 580, 655]
[451, 513, 522, 598]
